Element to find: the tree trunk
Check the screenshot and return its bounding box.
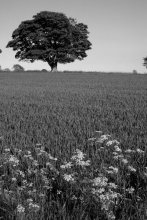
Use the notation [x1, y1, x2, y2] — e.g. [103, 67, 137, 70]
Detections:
[50, 62, 58, 72]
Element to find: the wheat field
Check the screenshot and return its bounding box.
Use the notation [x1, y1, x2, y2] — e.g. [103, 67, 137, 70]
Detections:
[0, 71, 147, 220]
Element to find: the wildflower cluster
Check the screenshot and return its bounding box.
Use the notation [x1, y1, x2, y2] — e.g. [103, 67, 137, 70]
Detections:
[0, 143, 58, 219]
[59, 147, 119, 219]
[0, 132, 146, 220]
[88, 131, 147, 219]
[60, 149, 91, 186]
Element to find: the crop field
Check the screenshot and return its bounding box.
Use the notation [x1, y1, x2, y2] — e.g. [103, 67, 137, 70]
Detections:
[0, 71, 147, 220]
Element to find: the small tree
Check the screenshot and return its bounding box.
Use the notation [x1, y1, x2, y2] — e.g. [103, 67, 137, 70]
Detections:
[143, 57, 147, 69]
[41, 69, 48, 72]
[132, 70, 137, 74]
[3, 68, 11, 72]
[6, 11, 92, 72]
[0, 50, 2, 71]
[13, 64, 25, 72]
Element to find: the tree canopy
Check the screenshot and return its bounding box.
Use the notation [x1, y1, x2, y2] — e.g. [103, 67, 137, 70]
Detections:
[0, 49, 2, 54]
[6, 11, 92, 71]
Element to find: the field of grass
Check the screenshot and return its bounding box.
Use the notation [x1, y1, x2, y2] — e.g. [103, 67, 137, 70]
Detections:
[0, 71, 147, 219]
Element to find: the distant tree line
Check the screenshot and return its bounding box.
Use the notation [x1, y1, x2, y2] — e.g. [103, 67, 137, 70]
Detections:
[0, 64, 50, 72]
[0, 64, 25, 72]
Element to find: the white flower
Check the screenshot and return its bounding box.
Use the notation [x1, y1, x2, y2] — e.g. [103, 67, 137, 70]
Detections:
[88, 137, 96, 141]
[97, 188, 105, 194]
[126, 187, 135, 193]
[27, 198, 33, 203]
[60, 162, 72, 169]
[39, 193, 45, 198]
[125, 149, 134, 153]
[121, 158, 128, 164]
[114, 145, 122, 152]
[17, 204, 25, 213]
[92, 188, 105, 194]
[107, 211, 116, 220]
[12, 177, 17, 182]
[46, 162, 51, 167]
[106, 170, 114, 174]
[48, 154, 57, 161]
[107, 190, 119, 199]
[113, 152, 118, 155]
[71, 149, 85, 161]
[42, 175, 49, 185]
[127, 165, 136, 172]
[32, 160, 39, 167]
[36, 143, 42, 147]
[102, 134, 111, 139]
[106, 140, 114, 146]
[118, 154, 124, 159]
[106, 140, 120, 146]
[18, 170, 25, 177]
[28, 183, 33, 187]
[9, 155, 19, 166]
[22, 180, 28, 185]
[94, 131, 103, 136]
[0, 136, 4, 141]
[37, 150, 46, 156]
[63, 174, 75, 182]
[28, 203, 40, 212]
[96, 135, 111, 143]
[109, 182, 117, 189]
[27, 151, 32, 155]
[136, 148, 144, 154]
[77, 160, 90, 166]
[17, 149, 22, 154]
[4, 148, 10, 152]
[93, 176, 108, 187]
[113, 155, 119, 160]
[24, 154, 33, 160]
[71, 195, 77, 200]
[108, 166, 119, 174]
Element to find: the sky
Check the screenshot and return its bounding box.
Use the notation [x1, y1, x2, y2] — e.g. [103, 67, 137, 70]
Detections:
[0, 0, 147, 73]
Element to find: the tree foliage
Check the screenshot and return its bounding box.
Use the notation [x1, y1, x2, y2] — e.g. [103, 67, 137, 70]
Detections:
[13, 64, 25, 71]
[3, 68, 11, 72]
[0, 49, 2, 54]
[6, 11, 92, 71]
[143, 57, 147, 69]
